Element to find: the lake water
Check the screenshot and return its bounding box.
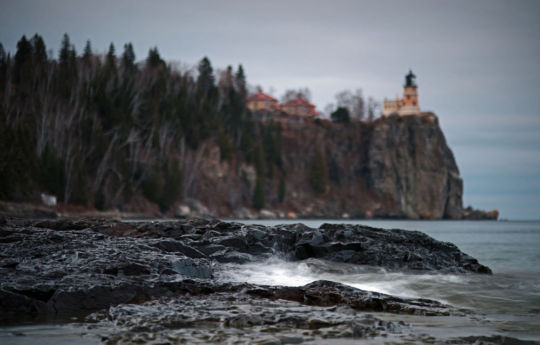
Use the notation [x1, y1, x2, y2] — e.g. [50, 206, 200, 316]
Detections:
[221, 220, 540, 342]
[1, 220, 539, 344]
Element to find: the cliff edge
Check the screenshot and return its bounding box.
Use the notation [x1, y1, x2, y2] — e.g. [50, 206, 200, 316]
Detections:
[253, 112, 466, 219]
[366, 113, 463, 219]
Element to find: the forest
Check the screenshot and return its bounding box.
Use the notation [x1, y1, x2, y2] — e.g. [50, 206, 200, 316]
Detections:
[0, 33, 286, 212]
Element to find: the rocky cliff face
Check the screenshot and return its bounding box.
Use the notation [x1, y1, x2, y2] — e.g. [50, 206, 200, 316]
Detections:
[270, 113, 463, 219]
[2, 113, 469, 219]
[366, 113, 463, 219]
[185, 113, 466, 219]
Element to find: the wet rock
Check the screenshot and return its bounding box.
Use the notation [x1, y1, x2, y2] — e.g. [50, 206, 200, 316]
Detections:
[244, 280, 454, 316]
[90, 292, 406, 345]
[462, 206, 500, 220]
[0, 217, 489, 323]
[152, 240, 207, 258]
[172, 258, 213, 279]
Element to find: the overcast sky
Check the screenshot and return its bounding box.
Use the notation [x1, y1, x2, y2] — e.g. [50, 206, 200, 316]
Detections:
[1, 0, 539, 219]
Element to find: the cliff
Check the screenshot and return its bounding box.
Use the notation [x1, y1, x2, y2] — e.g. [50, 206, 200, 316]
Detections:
[366, 113, 463, 219]
[175, 113, 468, 219]
[0, 112, 495, 220]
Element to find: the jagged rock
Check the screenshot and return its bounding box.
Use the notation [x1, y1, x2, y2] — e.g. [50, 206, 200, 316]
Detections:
[0, 218, 490, 322]
[92, 292, 406, 345]
[462, 206, 500, 220]
[172, 258, 213, 278]
[367, 114, 464, 219]
[244, 280, 453, 315]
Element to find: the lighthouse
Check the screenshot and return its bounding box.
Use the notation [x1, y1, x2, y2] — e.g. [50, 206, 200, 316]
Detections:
[399, 70, 420, 115]
[382, 70, 421, 116]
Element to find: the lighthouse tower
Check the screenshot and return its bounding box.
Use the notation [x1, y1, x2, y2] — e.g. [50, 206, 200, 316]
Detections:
[382, 70, 422, 116]
[399, 70, 420, 115]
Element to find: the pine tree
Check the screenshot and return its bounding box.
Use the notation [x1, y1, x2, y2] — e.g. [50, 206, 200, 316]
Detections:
[82, 40, 93, 66]
[0, 43, 5, 62]
[309, 147, 328, 195]
[0, 43, 6, 88]
[31, 34, 47, 65]
[235, 64, 247, 99]
[59, 33, 71, 66]
[146, 47, 165, 69]
[331, 106, 350, 123]
[122, 43, 136, 72]
[197, 56, 215, 97]
[105, 42, 116, 71]
[252, 177, 265, 210]
[278, 178, 286, 203]
[159, 158, 183, 211]
[13, 35, 33, 84]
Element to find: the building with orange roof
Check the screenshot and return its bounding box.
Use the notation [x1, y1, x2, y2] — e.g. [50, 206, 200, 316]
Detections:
[280, 97, 318, 117]
[247, 90, 280, 113]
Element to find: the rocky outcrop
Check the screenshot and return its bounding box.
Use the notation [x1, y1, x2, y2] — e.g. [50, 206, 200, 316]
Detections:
[367, 114, 464, 219]
[0, 114, 490, 220]
[226, 113, 473, 219]
[462, 206, 500, 220]
[0, 217, 492, 322]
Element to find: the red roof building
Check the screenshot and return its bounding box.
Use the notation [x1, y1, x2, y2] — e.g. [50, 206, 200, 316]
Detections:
[247, 91, 280, 113]
[280, 97, 318, 117]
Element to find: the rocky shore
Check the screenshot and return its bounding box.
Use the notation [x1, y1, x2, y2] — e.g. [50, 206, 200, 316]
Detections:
[0, 217, 512, 344]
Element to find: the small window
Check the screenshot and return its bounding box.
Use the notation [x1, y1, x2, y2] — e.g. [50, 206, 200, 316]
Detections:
[413, 101, 417, 106]
[407, 95, 411, 100]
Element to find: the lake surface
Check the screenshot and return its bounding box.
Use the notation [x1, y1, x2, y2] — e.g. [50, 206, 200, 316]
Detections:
[1, 220, 539, 344]
[221, 220, 540, 342]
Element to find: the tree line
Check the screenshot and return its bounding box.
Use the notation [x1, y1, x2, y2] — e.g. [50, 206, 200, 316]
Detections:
[0, 33, 286, 211]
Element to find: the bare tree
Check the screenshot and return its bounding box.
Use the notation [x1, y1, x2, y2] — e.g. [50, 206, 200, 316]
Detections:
[335, 88, 364, 121]
[367, 97, 380, 122]
[323, 103, 335, 118]
[180, 138, 208, 199]
[280, 88, 311, 103]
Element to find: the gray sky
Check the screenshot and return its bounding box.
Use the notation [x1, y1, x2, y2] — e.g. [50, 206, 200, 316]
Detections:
[1, 0, 539, 219]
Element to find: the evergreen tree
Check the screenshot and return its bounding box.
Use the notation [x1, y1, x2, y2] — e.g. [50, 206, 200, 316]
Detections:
[197, 56, 215, 97]
[252, 177, 265, 210]
[146, 47, 165, 69]
[328, 156, 341, 185]
[39, 145, 66, 200]
[59, 33, 71, 66]
[83, 40, 93, 60]
[217, 130, 233, 161]
[278, 178, 286, 203]
[13, 35, 33, 84]
[31, 34, 47, 65]
[235, 64, 247, 99]
[331, 106, 350, 123]
[105, 42, 116, 71]
[122, 42, 136, 72]
[159, 158, 182, 211]
[0, 123, 39, 200]
[0, 43, 6, 88]
[308, 147, 328, 195]
[0, 43, 5, 62]
[254, 141, 266, 177]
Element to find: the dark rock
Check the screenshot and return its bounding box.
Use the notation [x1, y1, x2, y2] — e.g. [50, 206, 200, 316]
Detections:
[245, 280, 453, 316]
[462, 206, 499, 220]
[0, 218, 489, 323]
[152, 240, 207, 258]
[91, 292, 406, 345]
[118, 263, 151, 276]
[172, 258, 213, 279]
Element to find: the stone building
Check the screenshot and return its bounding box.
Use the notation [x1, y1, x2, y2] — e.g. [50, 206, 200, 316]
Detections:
[247, 90, 280, 113]
[280, 97, 318, 117]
